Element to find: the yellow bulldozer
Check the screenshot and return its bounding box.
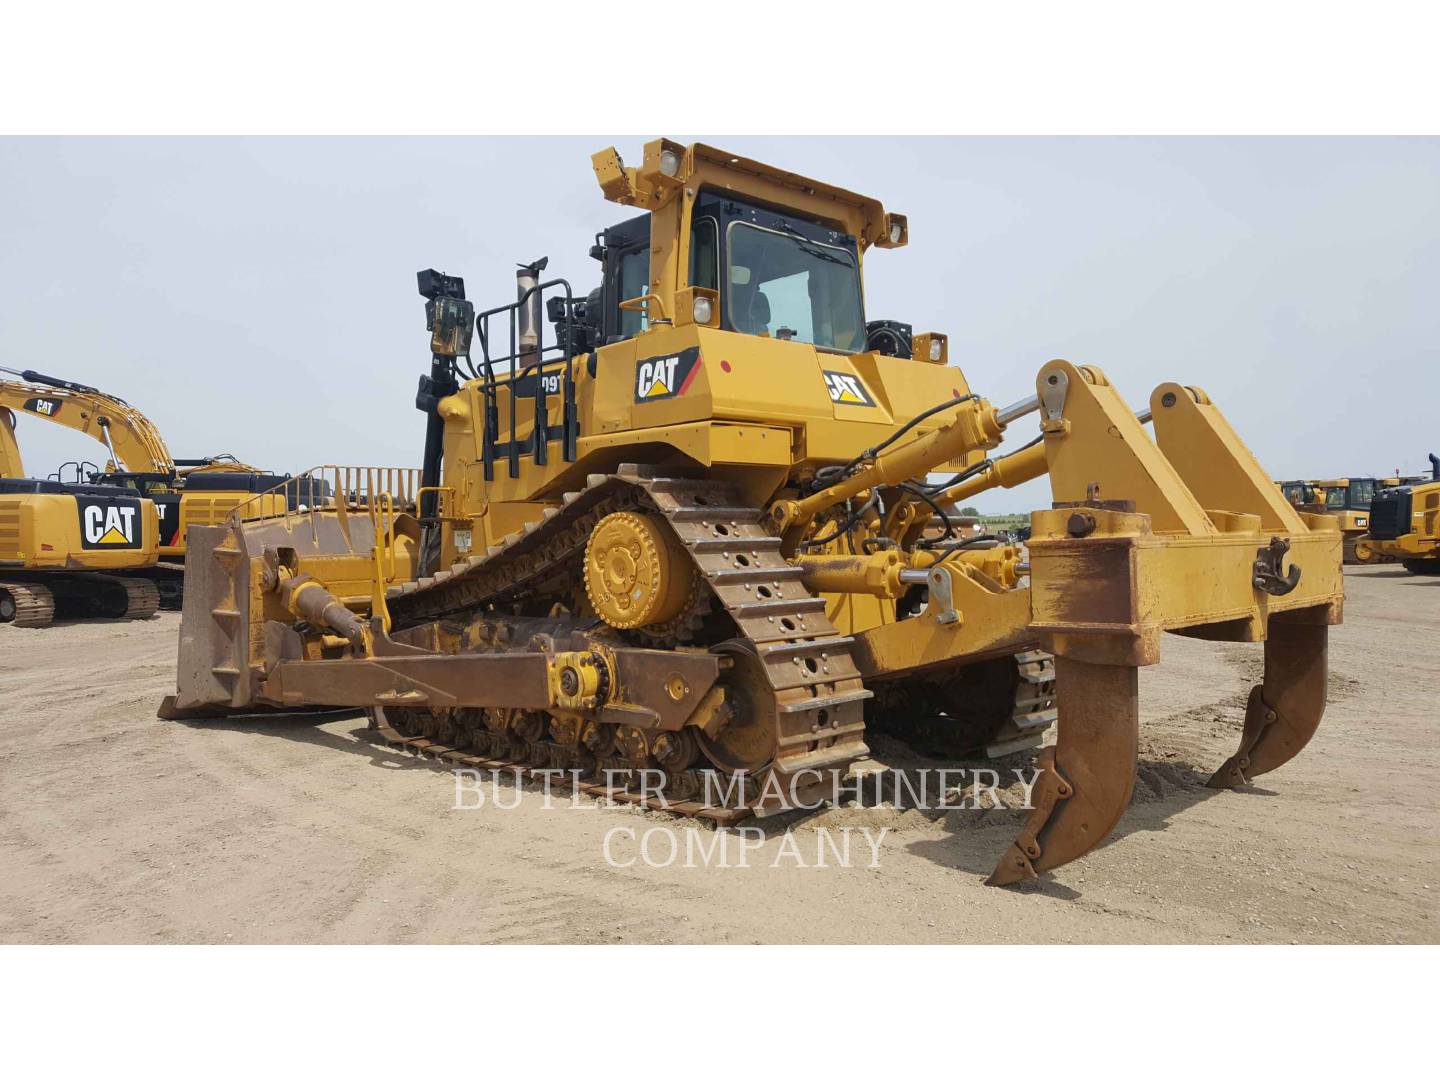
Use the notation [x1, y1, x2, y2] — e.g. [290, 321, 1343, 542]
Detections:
[162, 139, 1344, 885]
[1356, 454, 1440, 574]
[0, 367, 295, 626]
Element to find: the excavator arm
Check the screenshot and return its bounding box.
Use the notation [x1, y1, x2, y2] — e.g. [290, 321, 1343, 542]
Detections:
[0, 367, 174, 476]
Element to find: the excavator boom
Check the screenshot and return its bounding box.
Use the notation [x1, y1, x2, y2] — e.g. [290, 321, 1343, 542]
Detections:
[0, 366, 175, 475]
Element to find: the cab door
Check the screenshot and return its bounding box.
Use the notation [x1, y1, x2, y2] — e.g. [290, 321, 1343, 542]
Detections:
[600, 214, 651, 345]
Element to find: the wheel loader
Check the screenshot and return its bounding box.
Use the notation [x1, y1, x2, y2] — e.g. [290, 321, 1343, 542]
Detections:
[1280, 477, 1381, 564]
[162, 139, 1344, 885]
[1356, 453, 1440, 574]
[0, 367, 294, 625]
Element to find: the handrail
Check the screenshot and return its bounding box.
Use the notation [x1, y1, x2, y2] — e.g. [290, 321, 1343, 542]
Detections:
[225, 465, 421, 544]
[472, 277, 581, 479]
[369, 491, 397, 634]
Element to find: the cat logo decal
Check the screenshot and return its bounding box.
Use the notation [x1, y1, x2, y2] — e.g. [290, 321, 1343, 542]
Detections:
[77, 496, 143, 550]
[634, 348, 701, 403]
[24, 396, 62, 418]
[822, 370, 875, 407]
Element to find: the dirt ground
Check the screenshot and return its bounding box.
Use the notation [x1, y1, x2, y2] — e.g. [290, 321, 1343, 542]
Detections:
[1, 565, 1435, 944]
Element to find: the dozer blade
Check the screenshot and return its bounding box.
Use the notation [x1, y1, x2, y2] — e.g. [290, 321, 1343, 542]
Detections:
[988, 657, 1138, 885]
[1208, 621, 1327, 789]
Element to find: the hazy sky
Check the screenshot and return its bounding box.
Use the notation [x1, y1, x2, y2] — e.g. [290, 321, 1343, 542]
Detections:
[1, 137, 1436, 512]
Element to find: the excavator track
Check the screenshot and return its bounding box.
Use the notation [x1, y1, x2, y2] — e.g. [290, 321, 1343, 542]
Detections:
[109, 576, 161, 620]
[0, 574, 158, 626]
[0, 581, 56, 628]
[388, 468, 873, 811]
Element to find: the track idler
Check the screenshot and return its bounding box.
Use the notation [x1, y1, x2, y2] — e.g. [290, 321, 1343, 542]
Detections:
[1207, 621, 1328, 789]
[988, 657, 1138, 885]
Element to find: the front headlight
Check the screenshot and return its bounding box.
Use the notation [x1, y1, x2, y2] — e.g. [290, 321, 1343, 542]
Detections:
[659, 149, 681, 177]
[928, 338, 943, 362]
[693, 295, 713, 325]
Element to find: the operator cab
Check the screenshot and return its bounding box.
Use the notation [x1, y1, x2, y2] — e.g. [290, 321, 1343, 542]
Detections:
[585, 194, 868, 354]
[1323, 478, 1376, 511]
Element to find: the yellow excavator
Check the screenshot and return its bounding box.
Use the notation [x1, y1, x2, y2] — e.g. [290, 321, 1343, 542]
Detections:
[1, 368, 291, 626]
[162, 139, 1343, 885]
[1356, 454, 1440, 574]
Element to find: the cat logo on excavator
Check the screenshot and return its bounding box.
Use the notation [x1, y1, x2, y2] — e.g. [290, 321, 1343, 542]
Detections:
[24, 396, 62, 417]
[78, 497, 141, 549]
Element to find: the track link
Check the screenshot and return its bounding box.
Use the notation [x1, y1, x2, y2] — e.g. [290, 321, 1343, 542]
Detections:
[112, 576, 161, 620]
[370, 705, 756, 824]
[388, 468, 872, 794]
[0, 581, 56, 628]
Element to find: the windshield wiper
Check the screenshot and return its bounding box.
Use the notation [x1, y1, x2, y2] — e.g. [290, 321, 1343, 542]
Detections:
[776, 222, 851, 267]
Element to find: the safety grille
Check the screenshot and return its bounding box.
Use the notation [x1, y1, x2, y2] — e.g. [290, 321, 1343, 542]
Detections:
[1367, 489, 1411, 541]
[0, 505, 20, 559]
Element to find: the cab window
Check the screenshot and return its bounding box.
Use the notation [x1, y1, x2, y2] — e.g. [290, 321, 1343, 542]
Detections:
[617, 248, 650, 338]
[690, 217, 718, 291]
[725, 221, 865, 352]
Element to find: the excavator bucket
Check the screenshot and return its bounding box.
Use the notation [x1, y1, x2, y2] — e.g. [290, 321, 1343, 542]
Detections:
[988, 657, 1138, 885]
[1208, 620, 1328, 788]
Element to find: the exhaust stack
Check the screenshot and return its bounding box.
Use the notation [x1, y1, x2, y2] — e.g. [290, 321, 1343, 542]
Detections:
[1429, 452, 1439, 481]
[516, 257, 549, 364]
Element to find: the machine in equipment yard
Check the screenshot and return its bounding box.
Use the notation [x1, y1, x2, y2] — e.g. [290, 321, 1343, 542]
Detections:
[162, 139, 1344, 884]
[0, 367, 295, 626]
[1357, 454, 1440, 574]
[1280, 476, 1385, 564]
